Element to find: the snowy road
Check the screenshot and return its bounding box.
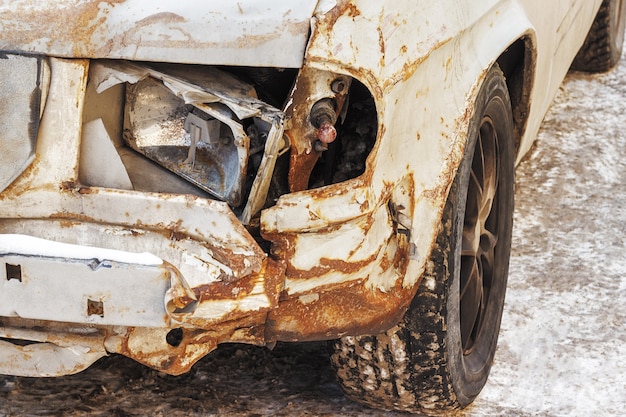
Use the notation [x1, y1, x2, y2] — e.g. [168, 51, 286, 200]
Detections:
[1, 55, 625, 417]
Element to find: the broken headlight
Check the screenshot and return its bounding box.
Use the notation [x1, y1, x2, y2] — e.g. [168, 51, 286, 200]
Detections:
[91, 61, 287, 224]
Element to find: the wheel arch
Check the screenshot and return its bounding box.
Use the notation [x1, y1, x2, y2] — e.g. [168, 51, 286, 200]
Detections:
[496, 35, 537, 160]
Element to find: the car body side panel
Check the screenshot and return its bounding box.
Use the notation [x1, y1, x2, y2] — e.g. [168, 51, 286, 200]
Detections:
[515, 0, 601, 159]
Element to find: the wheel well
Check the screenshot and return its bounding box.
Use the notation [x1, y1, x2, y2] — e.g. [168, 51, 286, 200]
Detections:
[496, 36, 535, 156]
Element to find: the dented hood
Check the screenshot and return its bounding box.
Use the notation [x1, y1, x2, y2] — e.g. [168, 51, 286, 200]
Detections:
[0, 0, 333, 68]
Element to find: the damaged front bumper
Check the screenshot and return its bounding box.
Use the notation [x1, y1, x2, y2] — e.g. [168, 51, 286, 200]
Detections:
[0, 55, 416, 377]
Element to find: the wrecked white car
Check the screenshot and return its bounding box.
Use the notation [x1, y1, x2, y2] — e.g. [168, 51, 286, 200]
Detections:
[0, 0, 624, 413]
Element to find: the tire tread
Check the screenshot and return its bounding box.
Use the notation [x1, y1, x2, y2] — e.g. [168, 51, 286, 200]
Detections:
[571, 0, 625, 72]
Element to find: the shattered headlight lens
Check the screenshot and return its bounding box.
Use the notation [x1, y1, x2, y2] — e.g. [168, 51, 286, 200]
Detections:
[114, 63, 287, 223]
[125, 77, 249, 207]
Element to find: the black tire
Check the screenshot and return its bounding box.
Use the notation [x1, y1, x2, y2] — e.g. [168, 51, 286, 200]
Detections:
[571, 0, 626, 72]
[330, 65, 515, 414]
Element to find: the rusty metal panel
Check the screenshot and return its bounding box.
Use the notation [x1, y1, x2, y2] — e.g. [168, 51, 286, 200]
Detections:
[0, 234, 171, 328]
[0, 0, 328, 68]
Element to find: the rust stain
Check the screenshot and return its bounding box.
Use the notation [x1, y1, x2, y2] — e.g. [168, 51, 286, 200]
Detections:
[77, 186, 97, 195]
[0, 1, 124, 57]
[191, 257, 284, 304]
[297, 175, 370, 203]
[285, 68, 351, 193]
[135, 12, 187, 27]
[0, 155, 39, 200]
[266, 223, 414, 342]
[265, 277, 416, 342]
[60, 180, 79, 192]
[377, 25, 385, 65]
[422, 182, 450, 204]
[168, 257, 285, 328]
[263, 204, 382, 280]
[193, 273, 259, 302]
[58, 220, 80, 228]
[114, 306, 277, 375]
[380, 34, 453, 91]
[345, 3, 361, 19]
[288, 252, 378, 280]
[288, 148, 321, 192]
[0, 1, 308, 61]
[117, 327, 214, 376]
[45, 202, 262, 280]
[199, 241, 264, 281]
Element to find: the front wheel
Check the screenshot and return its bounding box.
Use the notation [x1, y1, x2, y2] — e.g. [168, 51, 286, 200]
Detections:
[330, 64, 515, 414]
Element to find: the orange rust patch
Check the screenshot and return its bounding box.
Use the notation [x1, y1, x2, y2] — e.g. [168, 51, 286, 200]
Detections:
[60, 180, 79, 192]
[287, 253, 378, 280]
[0, 155, 40, 200]
[288, 150, 321, 193]
[345, 3, 361, 18]
[78, 186, 96, 195]
[193, 257, 285, 303]
[264, 214, 382, 280]
[377, 25, 385, 57]
[1, 1, 124, 57]
[266, 277, 417, 342]
[422, 183, 451, 204]
[58, 220, 80, 228]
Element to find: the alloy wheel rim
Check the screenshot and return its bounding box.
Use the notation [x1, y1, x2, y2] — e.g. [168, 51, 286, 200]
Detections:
[460, 116, 500, 355]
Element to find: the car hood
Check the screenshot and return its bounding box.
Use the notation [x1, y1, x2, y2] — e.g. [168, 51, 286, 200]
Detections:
[0, 0, 335, 68]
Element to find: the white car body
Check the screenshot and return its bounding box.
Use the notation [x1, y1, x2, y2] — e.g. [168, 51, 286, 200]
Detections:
[0, 0, 601, 377]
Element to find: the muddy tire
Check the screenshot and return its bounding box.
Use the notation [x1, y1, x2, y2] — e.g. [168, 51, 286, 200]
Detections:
[571, 0, 626, 72]
[330, 65, 515, 414]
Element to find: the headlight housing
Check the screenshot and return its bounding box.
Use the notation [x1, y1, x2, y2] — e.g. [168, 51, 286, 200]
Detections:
[90, 61, 288, 224]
